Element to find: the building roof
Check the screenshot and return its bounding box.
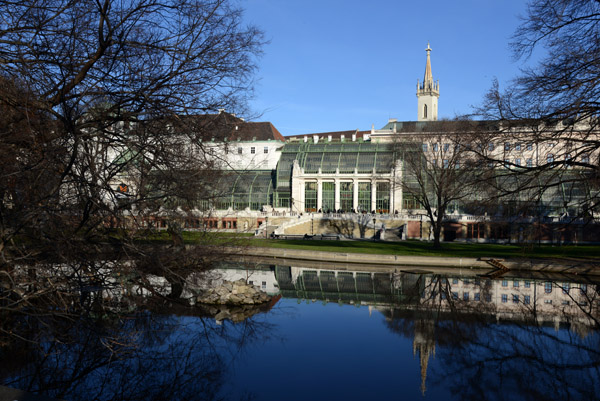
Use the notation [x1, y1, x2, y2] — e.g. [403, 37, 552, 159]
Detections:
[379, 119, 499, 133]
[286, 129, 371, 141]
[169, 111, 285, 142]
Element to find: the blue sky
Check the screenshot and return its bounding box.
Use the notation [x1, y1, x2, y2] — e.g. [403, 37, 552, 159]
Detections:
[242, 0, 531, 136]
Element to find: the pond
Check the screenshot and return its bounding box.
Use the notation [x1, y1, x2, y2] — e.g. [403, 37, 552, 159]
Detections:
[1, 262, 600, 400]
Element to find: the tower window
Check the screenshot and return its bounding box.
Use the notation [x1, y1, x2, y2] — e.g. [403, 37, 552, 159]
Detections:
[423, 104, 428, 119]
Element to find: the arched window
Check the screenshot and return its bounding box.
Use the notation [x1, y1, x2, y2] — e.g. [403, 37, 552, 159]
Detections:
[423, 104, 428, 119]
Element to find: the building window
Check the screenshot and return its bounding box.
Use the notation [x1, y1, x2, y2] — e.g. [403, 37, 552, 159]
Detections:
[515, 158, 521, 166]
[443, 159, 449, 168]
[489, 143, 495, 151]
[422, 143, 428, 152]
[322, 182, 335, 212]
[513, 294, 519, 304]
[526, 158, 533, 168]
[452, 292, 458, 300]
[452, 278, 458, 284]
[443, 143, 450, 152]
[433, 143, 438, 152]
[304, 182, 317, 212]
[515, 143, 522, 151]
[545, 282, 552, 293]
[582, 154, 590, 164]
[562, 283, 570, 294]
[463, 292, 469, 301]
[505, 142, 511, 151]
[474, 293, 480, 301]
[527, 143, 533, 151]
[547, 153, 554, 164]
[264, 146, 269, 154]
[358, 182, 371, 212]
[250, 147, 256, 154]
[262, 281, 266, 289]
[423, 104, 428, 119]
[340, 182, 354, 212]
[376, 182, 390, 213]
[513, 280, 519, 288]
[524, 295, 530, 304]
[237, 147, 242, 154]
[502, 280, 508, 287]
[485, 294, 492, 302]
[502, 294, 508, 303]
[504, 158, 510, 167]
[524, 281, 530, 288]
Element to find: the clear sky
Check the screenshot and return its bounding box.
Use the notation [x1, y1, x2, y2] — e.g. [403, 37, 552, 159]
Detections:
[242, 0, 532, 136]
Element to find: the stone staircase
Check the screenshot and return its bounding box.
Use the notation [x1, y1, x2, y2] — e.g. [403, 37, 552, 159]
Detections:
[273, 214, 314, 235]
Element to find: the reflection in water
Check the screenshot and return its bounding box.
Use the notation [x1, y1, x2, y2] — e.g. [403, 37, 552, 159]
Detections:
[272, 265, 600, 399]
[0, 303, 275, 401]
[2, 263, 600, 400]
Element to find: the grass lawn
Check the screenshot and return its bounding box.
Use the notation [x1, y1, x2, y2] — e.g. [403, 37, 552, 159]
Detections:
[246, 238, 600, 261]
[128, 230, 600, 261]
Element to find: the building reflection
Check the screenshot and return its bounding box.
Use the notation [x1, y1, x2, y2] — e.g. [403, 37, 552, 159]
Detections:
[223, 263, 600, 397]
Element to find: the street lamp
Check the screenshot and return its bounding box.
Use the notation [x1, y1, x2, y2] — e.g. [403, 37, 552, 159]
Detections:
[373, 217, 376, 239]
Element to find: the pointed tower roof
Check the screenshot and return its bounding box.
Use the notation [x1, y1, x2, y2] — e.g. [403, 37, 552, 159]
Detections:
[423, 42, 434, 86]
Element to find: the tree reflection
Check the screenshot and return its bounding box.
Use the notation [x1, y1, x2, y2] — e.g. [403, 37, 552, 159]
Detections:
[382, 273, 600, 400]
[0, 301, 274, 401]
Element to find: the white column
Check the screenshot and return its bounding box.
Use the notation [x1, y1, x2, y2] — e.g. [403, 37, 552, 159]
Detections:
[353, 178, 358, 212]
[334, 178, 340, 211]
[317, 179, 323, 211]
[371, 179, 377, 213]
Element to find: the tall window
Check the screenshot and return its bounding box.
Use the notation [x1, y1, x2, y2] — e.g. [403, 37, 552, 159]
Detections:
[547, 153, 554, 164]
[340, 182, 353, 211]
[251, 147, 255, 154]
[376, 182, 390, 213]
[304, 182, 317, 212]
[237, 147, 242, 154]
[423, 104, 428, 119]
[264, 146, 269, 154]
[358, 182, 371, 212]
[322, 182, 335, 212]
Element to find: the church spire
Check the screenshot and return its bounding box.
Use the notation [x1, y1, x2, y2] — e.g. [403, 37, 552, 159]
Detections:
[417, 42, 439, 121]
[423, 42, 434, 89]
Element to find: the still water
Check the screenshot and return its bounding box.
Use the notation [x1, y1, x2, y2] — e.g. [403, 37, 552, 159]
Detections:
[2, 263, 600, 400]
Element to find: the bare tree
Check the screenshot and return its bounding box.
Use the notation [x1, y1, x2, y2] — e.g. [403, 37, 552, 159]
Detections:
[396, 121, 485, 248]
[0, 0, 264, 338]
[473, 0, 600, 220]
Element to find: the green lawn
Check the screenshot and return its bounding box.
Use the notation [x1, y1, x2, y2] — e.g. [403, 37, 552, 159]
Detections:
[126, 230, 600, 261]
[246, 238, 600, 261]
